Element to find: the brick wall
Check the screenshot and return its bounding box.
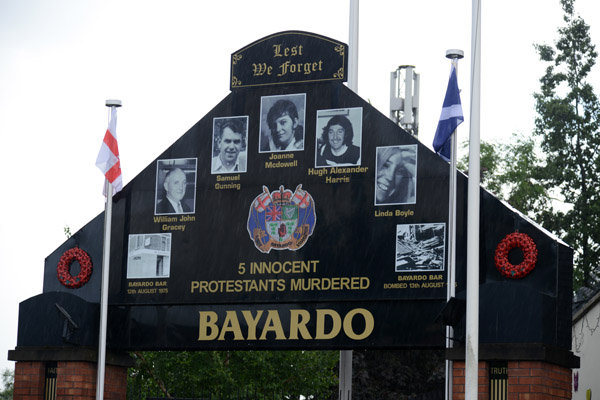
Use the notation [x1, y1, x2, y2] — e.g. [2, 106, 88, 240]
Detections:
[452, 360, 572, 399]
[452, 361, 490, 400]
[104, 364, 128, 399]
[56, 361, 96, 398]
[13, 360, 127, 400]
[13, 362, 46, 399]
[506, 361, 571, 400]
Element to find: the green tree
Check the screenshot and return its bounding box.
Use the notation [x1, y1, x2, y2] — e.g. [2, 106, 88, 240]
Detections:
[352, 349, 445, 399]
[458, 135, 549, 217]
[533, 0, 600, 289]
[127, 350, 338, 399]
[460, 0, 599, 290]
[458, 140, 502, 194]
[494, 136, 551, 218]
[0, 368, 14, 400]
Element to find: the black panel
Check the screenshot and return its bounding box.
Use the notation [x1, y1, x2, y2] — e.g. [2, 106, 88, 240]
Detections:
[16, 292, 99, 348]
[43, 213, 104, 303]
[107, 300, 446, 351]
[31, 31, 573, 352]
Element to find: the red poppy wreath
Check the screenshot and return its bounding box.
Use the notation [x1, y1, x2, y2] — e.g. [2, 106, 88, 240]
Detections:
[57, 247, 93, 289]
[494, 232, 538, 279]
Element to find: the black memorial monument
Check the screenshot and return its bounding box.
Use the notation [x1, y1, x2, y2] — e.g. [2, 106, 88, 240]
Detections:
[11, 32, 575, 362]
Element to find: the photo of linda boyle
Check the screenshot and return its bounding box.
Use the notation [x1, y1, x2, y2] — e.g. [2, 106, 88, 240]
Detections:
[211, 116, 248, 174]
[315, 107, 362, 167]
[259, 93, 306, 152]
[155, 158, 197, 215]
[396, 223, 445, 272]
[375, 144, 417, 206]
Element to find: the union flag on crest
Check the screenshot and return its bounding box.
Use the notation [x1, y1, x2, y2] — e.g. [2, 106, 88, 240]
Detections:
[247, 184, 316, 253]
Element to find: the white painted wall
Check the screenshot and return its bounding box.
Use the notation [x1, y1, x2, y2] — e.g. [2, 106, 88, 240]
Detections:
[572, 292, 600, 400]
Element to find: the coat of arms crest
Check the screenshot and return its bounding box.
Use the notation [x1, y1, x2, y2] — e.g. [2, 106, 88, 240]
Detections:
[247, 185, 316, 253]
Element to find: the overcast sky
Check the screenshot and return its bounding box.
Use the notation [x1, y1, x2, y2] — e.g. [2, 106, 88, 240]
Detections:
[1, 0, 599, 375]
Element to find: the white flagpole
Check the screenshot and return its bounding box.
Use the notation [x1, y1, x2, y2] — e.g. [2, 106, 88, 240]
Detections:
[466, 0, 481, 399]
[445, 49, 464, 400]
[96, 100, 121, 400]
[348, 0, 359, 93]
[339, 1, 358, 400]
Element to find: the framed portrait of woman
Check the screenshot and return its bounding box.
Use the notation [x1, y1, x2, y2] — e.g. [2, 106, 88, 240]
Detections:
[374, 144, 417, 206]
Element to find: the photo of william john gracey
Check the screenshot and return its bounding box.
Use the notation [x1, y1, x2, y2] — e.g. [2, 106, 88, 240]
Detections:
[155, 158, 197, 215]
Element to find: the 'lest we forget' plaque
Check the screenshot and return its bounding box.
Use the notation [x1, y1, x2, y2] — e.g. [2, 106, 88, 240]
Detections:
[230, 31, 348, 89]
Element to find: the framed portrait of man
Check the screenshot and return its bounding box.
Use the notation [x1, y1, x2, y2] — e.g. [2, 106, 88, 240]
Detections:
[315, 107, 363, 167]
[155, 158, 197, 215]
[211, 116, 248, 174]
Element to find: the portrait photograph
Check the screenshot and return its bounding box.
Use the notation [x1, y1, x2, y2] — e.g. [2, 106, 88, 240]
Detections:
[127, 233, 172, 279]
[374, 144, 417, 206]
[155, 158, 197, 215]
[395, 223, 445, 272]
[315, 107, 363, 167]
[259, 93, 306, 153]
[211, 116, 248, 174]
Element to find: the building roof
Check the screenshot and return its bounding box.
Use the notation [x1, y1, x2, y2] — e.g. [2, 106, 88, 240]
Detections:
[573, 286, 600, 323]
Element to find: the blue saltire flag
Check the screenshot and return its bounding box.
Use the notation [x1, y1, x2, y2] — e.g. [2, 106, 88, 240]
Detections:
[433, 64, 464, 160]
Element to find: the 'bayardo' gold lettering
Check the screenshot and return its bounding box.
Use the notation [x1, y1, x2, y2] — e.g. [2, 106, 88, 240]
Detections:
[198, 308, 374, 341]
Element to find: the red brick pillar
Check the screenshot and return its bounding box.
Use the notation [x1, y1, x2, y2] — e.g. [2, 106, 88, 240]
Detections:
[506, 361, 571, 399]
[13, 362, 46, 399]
[452, 360, 572, 399]
[452, 361, 490, 400]
[13, 360, 128, 400]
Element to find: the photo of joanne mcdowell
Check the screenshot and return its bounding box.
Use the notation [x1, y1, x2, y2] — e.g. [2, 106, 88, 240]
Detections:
[396, 223, 445, 272]
[375, 145, 417, 205]
[155, 158, 197, 215]
[211, 116, 248, 174]
[127, 233, 172, 279]
[259, 93, 306, 152]
[315, 107, 362, 167]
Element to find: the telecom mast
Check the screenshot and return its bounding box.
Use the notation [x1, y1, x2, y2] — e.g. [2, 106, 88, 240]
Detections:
[390, 65, 420, 138]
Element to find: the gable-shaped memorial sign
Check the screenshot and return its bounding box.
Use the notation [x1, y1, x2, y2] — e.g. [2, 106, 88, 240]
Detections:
[230, 31, 347, 89]
[28, 31, 573, 353]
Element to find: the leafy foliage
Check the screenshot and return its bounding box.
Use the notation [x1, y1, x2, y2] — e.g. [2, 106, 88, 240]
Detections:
[127, 350, 338, 399]
[460, 0, 600, 290]
[352, 350, 445, 399]
[532, 0, 600, 289]
[0, 368, 14, 400]
[458, 135, 550, 218]
[458, 140, 502, 195]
